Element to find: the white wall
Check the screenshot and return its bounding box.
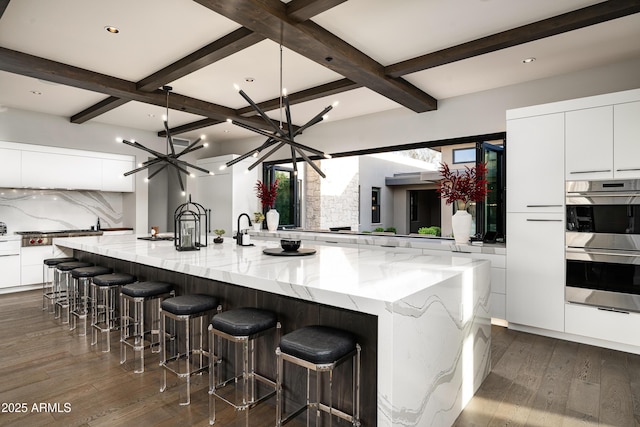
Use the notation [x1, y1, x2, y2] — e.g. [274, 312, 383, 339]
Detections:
[213, 57, 640, 159]
[0, 108, 164, 233]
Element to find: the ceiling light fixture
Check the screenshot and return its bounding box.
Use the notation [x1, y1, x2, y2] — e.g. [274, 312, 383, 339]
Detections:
[522, 57, 536, 64]
[223, 45, 333, 178]
[104, 26, 120, 34]
[120, 85, 213, 194]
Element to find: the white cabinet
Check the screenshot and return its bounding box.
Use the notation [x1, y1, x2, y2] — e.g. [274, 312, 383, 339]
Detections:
[0, 148, 22, 188]
[0, 240, 21, 288]
[566, 102, 640, 180]
[21, 151, 103, 190]
[506, 113, 564, 213]
[565, 106, 613, 180]
[0, 141, 134, 192]
[613, 101, 640, 179]
[21, 246, 53, 285]
[506, 213, 565, 332]
[195, 155, 258, 238]
[101, 158, 134, 192]
[566, 303, 640, 347]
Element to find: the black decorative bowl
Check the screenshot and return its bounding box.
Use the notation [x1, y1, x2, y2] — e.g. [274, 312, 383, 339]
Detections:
[280, 239, 301, 252]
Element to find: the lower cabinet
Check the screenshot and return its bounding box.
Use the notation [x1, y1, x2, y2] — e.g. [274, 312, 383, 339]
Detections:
[506, 212, 565, 332]
[0, 256, 21, 288]
[21, 246, 53, 285]
[565, 303, 640, 347]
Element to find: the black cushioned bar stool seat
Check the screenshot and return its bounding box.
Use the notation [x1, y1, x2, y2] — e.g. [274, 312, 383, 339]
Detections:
[276, 325, 361, 427]
[160, 294, 220, 406]
[161, 294, 219, 315]
[279, 325, 356, 364]
[69, 266, 112, 336]
[90, 273, 136, 352]
[54, 261, 92, 323]
[120, 281, 175, 373]
[209, 308, 280, 426]
[121, 281, 174, 298]
[42, 257, 78, 313]
[44, 257, 78, 266]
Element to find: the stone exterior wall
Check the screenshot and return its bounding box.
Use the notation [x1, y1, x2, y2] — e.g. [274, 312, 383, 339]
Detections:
[304, 158, 360, 230]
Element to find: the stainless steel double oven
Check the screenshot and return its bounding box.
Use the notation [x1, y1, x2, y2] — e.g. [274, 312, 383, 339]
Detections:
[566, 179, 640, 313]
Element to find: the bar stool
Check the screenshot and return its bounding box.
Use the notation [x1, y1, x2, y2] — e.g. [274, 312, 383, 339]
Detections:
[120, 281, 175, 373]
[54, 261, 92, 323]
[69, 265, 112, 336]
[42, 257, 77, 312]
[160, 294, 220, 406]
[208, 307, 280, 426]
[276, 325, 361, 427]
[90, 273, 136, 352]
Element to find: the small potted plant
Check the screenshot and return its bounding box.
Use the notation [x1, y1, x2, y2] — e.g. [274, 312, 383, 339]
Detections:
[437, 162, 488, 244]
[213, 229, 225, 244]
[253, 212, 265, 231]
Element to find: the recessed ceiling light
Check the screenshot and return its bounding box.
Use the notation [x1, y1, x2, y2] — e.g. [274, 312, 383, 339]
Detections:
[522, 57, 536, 64]
[104, 25, 120, 34]
[244, 77, 255, 83]
[30, 90, 42, 95]
[224, 130, 230, 133]
[148, 113, 155, 118]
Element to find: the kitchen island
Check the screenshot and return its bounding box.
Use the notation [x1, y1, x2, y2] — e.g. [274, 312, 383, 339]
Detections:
[53, 234, 490, 427]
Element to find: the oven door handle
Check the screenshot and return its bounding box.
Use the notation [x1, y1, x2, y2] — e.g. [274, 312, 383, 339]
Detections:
[567, 246, 640, 259]
[567, 192, 640, 197]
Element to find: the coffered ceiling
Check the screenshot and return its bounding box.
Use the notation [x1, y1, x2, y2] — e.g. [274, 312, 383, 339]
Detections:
[1, 0, 639, 145]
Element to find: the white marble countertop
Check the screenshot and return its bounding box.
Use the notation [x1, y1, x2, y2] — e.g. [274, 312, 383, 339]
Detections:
[53, 234, 488, 314]
[251, 229, 506, 255]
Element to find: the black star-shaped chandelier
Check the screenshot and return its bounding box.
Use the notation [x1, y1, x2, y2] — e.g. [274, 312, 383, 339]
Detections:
[221, 46, 334, 178]
[119, 86, 212, 194]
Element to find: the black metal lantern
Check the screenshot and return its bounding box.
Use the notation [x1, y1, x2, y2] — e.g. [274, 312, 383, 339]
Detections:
[174, 196, 209, 251]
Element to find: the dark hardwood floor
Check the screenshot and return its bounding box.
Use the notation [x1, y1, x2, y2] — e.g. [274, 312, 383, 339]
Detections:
[455, 321, 640, 427]
[2, 289, 640, 426]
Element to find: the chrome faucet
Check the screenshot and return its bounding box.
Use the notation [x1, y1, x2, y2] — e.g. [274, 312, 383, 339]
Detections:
[236, 213, 252, 245]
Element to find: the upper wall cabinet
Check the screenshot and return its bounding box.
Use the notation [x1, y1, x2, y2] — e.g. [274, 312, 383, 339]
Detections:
[613, 101, 640, 179]
[506, 113, 565, 213]
[0, 141, 134, 192]
[21, 151, 103, 190]
[566, 101, 640, 180]
[0, 147, 22, 188]
[565, 106, 614, 180]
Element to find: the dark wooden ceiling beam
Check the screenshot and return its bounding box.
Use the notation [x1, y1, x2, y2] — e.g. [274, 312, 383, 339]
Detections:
[0, 0, 11, 18]
[161, 78, 361, 136]
[194, 0, 438, 113]
[386, 0, 640, 77]
[286, 0, 348, 22]
[70, 97, 130, 123]
[71, 27, 264, 124]
[137, 27, 264, 91]
[0, 47, 271, 127]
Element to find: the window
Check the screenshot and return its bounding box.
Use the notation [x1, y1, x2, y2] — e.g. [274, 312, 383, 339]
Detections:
[452, 147, 476, 164]
[372, 187, 381, 223]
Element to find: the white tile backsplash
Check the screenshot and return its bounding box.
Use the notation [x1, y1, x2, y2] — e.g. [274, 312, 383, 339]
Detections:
[0, 188, 123, 233]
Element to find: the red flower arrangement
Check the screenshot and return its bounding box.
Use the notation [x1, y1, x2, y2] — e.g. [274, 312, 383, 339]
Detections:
[255, 179, 279, 209]
[437, 162, 489, 209]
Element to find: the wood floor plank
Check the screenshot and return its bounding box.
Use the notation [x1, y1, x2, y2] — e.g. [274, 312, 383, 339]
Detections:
[6, 290, 640, 426]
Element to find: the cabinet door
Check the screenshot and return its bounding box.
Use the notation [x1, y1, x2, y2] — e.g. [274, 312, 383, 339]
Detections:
[565, 106, 613, 180]
[0, 148, 22, 187]
[506, 113, 564, 213]
[0, 255, 21, 288]
[506, 212, 565, 331]
[614, 101, 640, 179]
[102, 158, 134, 192]
[22, 151, 102, 190]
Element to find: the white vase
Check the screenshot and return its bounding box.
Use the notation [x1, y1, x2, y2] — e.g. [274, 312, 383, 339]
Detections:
[266, 209, 279, 232]
[451, 209, 472, 244]
[253, 222, 262, 231]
